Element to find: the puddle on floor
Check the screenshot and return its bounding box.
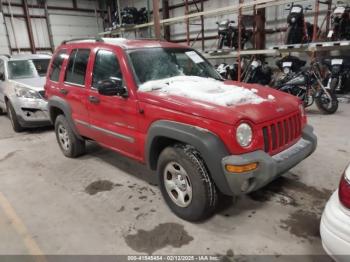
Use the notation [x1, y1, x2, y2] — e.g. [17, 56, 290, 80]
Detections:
[124, 223, 193, 254]
[85, 180, 115, 195]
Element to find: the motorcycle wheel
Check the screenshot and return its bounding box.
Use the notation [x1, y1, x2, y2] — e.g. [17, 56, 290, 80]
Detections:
[285, 27, 291, 44]
[315, 90, 339, 114]
[329, 78, 339, 92]
[285, 27, 302, 44]
[218, 35, 224, 50]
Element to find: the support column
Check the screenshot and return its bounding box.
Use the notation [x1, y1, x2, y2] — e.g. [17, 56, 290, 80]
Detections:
[22, 0, 36, 53]
[162, 0, 170, 41]
[44, 0, 55, 52]
[152, 0, 161, 39]
[255, 8, 265, 49]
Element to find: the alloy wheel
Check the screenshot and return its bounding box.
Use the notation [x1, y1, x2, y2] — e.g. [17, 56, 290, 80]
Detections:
[163, 161, 193, 207]
[57, 124, 70, 151]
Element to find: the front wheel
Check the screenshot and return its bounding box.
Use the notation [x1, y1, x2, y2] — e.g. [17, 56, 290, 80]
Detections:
[218, 35, 224, 49]
[329, 77, 339, 92]
[315, 90, 339, 114]
[157, 144, 218, 221]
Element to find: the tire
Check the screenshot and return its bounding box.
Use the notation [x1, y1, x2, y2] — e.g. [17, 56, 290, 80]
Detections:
[157, 144, 218, 221]
[6, 101, 24, 132]
[329, 77, 339, 92]
[285, 27, 292, 44]
[54, 115, 85, 158]
[315, 90, 339, 114]
[218, 35, 224, 49]
[286, 27, 302, 44]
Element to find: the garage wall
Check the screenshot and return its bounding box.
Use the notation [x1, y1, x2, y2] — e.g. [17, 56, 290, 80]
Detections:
[0, 0, 104, 54]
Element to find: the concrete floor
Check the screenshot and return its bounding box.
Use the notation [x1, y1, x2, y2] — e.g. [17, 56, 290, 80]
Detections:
[0, 103, 349, 260]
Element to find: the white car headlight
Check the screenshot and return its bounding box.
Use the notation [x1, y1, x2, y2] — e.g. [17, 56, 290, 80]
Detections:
[299, 103, 305, 118]
[236, 123, 253, 147]
[14, 85, 41, 99]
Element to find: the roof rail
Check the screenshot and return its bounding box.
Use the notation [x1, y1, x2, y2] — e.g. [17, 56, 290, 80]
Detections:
[0, 54, 11, 58]
[61, 37, 104, 45]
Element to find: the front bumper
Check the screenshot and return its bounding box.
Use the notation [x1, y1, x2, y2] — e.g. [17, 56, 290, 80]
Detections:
[11, 96, 51, 128]
[222, 124, 317, 195]
[320, 191, 350, 261]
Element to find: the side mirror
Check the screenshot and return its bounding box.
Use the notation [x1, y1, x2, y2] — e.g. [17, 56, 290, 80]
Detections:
[0, 72, 4, 81]
[96, 78, 128, 97]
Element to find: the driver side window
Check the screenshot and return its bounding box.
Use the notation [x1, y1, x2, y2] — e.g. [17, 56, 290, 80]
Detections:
[92, 50, 123, 88]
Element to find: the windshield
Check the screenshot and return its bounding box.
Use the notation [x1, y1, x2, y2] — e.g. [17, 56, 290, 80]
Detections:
[8, 59, 50, 79]
[127, 48, 222, 85]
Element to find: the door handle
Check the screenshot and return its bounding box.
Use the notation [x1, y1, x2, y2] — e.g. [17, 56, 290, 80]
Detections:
[88, 95, 100, 104]
[59, 88, 68, 95]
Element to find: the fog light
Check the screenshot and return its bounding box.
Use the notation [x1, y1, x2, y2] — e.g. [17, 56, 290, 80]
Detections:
[225, 163, 258, 173]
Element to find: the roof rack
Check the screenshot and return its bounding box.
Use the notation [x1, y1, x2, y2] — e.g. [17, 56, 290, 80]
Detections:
[61, 37, 104, 45]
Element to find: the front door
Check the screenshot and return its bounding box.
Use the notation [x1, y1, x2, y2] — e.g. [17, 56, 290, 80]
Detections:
[86, 48, 141, 160]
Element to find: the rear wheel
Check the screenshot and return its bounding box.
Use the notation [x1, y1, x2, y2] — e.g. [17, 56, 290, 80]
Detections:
[315, 90, 339, 114]
[6, 101, 24, 132]
[54, 115, 85, 158]
[157, 144, 218, 221]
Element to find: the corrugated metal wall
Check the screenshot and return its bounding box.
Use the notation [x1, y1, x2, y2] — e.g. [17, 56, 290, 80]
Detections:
[0, 0, 103, 54]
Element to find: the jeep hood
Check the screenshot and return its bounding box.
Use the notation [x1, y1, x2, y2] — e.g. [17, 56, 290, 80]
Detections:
[137, 76, 300, 125]
[11, 77, 46, 91]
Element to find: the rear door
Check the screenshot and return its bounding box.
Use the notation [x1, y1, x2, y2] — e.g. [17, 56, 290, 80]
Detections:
[86, 48, 141, 160]
[61, 48, 92, 137]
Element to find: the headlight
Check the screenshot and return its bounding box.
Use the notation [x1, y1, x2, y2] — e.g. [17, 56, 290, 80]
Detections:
[283, 67, 291, 75]
[299, 104, 305, 117]
[236, 123, 253, 147]
[291, 17, 296, 23]
[14, 85, 41, 99]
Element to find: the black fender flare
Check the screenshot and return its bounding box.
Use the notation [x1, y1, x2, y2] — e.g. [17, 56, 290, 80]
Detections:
[48, 96, 83, 140]
[145, 120, 232, 195]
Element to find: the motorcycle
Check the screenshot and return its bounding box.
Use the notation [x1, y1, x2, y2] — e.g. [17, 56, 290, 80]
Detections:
[276, 55, 306, 75]
[242, 59, 272, 85]
[274, 55, 307, 86]
[323, 57, 350, 94]
[327, 2, 350, 41]
[113, 7, 148, 28]
[285, 4, 314, 44]
[275, 61, 339, 114]
[217, 19, 251, 50]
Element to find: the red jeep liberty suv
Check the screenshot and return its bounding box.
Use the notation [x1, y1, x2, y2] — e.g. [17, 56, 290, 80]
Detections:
[45, 37, 317, 221]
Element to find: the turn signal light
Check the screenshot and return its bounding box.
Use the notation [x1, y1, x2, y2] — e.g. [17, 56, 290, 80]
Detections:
[339, 164, 350, 209]
[225, 163, 258, 173]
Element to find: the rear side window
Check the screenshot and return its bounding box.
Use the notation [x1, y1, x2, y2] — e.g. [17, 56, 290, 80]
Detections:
[49, 50, 66, 82]
[65, 49, 90, 86]
[92, 50, 123, 88]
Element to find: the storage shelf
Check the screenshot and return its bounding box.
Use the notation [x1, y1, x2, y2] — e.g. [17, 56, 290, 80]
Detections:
[202, 41, 350, 59]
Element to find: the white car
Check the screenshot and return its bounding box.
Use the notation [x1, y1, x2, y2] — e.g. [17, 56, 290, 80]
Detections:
[0, 54, 51, 132]
[320, 163, 350, 262]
